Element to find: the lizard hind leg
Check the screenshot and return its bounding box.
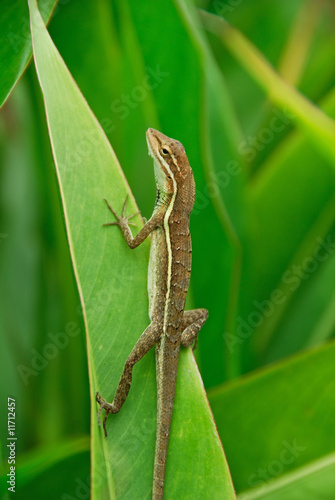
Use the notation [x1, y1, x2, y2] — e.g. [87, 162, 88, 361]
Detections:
[180, 308, 208, 350]
[95, 322, 161, 437]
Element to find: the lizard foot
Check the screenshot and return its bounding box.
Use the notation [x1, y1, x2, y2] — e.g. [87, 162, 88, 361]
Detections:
[103, 195, 139, 228]
[95, 391, 116, 438]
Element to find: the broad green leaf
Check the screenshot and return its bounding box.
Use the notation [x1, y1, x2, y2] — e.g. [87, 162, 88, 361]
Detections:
[173, 0, 246, 378]
[236, 88, 335, 367]
[0, 82, 40, 448]
[48, 0, 246, 385]
[42, 0, 247, 388]
[208, 341, 335, 494]
[238, 453, 335, 499]
[263, 230, 335, 362]
[296, 7, 335, 103]
[201, 10, 335, 166]
[209, 0, 301, 68]
[48, 0, 156, 204]
[15, 436, 89, 487]
[0, 0, 56, 108]
[0, 72, 88, 450]
[276, 1, 323, 87]
[206, 0, 302, 135]
[128, 0, 245, 382]
[204, 1, 335, 177]
[28, 1, 236, 498]
[12, 437, 90, 500]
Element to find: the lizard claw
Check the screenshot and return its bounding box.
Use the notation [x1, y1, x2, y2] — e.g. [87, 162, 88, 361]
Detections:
[121, 195, 129, 217]
[96, 391, 115, 438]
[104, 198, 119, 219]
[103, 196, 139, 228]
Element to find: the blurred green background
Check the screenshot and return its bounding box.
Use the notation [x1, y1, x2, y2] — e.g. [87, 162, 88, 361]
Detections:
[1, 0, 335, 498]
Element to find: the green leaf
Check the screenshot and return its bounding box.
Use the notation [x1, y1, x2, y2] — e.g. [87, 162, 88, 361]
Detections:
[260, 220, 335, 363]
[27, 0, 236, 498]
[112, 0, 246, 384]
[0, 0, 56, 108]
[201, 10, 335, 166]
[173, 0, 245, 380]
[16, 436, 89, 487]
[208, 341, 335, 494]
[239, 88, 335, 366]
[237, 453, 335, 499]
[0, 74, 89, 448]
[46, 0, 246, 386]
[13, 437, 90, 500]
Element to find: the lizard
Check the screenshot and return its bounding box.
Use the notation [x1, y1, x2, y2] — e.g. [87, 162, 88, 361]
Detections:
[96, 128, 208, 500]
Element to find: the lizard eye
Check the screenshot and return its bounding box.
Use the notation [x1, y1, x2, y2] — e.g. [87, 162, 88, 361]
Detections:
[161, 147, 170, 156]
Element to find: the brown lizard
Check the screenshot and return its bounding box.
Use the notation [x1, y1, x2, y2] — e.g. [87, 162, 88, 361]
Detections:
[96, 128, 208, 499]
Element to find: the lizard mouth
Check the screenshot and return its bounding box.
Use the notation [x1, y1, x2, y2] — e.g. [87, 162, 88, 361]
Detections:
[146, 128, 172, 155]
[146, 128, 159, 158]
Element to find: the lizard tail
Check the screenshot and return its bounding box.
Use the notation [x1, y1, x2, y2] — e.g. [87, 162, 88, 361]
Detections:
[152, 338, 180, 500]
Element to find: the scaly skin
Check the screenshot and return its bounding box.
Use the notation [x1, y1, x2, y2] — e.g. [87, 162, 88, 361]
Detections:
[96, 128, 208, 500]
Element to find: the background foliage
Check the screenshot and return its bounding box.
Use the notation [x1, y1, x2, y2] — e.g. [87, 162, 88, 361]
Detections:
[1, 0, 335, 498]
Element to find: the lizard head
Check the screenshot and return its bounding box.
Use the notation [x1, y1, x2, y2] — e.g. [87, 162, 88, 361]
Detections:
[146, 128, 194, 204]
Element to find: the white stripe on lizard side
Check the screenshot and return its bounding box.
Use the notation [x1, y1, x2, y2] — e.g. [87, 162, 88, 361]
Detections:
[158, 155, 178, 334]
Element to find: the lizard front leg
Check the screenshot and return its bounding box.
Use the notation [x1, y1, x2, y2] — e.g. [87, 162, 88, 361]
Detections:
[103, 196, 164, 248]
[96, 322, 161, 437]
[180, 308, 208, 350]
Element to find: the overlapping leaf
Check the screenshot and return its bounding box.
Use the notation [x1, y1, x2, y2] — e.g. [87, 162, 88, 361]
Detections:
[27, 0, 236, 498]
